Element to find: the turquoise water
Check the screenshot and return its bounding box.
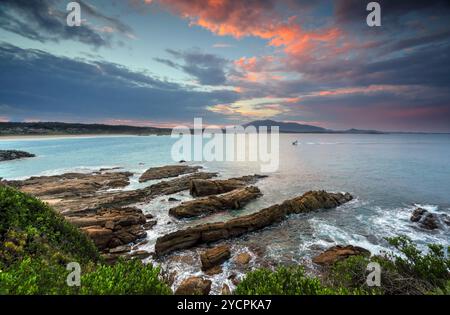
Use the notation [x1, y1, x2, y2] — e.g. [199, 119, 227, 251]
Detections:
[1, 134, 449, 277]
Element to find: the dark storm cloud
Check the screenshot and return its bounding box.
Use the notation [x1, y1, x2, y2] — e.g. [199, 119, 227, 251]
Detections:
[155, 49, 229, 86]
[0, 44, 239, 121]
[0, 0, 134, 47]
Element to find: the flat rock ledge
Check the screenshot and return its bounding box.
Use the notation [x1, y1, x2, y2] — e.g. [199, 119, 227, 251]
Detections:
[139, 165, 202, 182]
[0, 150, 35, 162]
[189, 175, 268, 197]
[312, 245, 371, 266]
[169, 186, 262, 219]
[155, 191, 353, 256]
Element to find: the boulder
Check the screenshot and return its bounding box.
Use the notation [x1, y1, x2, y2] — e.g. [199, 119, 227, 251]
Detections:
[190, 175, 267, 197]
[312, 245, 370, 265]
[81, 226, 113, 249]
[175, 277, 212, 295]
[169, 186, 262, 219]
[200, 245, 231, 270]
[139, 165, 202, 182]
[155, 191, 353, 256]
[410, 208, 447, 230]
[221, 284, 231, 295]
[234, 252, 251, 265]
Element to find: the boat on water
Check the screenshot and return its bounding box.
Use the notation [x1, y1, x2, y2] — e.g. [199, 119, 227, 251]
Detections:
[292, 140, 299, 145]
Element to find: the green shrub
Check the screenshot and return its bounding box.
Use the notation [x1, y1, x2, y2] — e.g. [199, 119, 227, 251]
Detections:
[328, 236, 450, 295]
[0, 186, 99, 264]
[386, 236, 450, 290]
[235, 266, 366, 295]
[79, 259, 172, 295]
[0, 186, 172, 295]
[0, 257, 70, 295]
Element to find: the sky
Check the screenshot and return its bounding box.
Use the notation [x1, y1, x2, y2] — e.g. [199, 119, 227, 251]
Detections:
[0, 0, 449, 132]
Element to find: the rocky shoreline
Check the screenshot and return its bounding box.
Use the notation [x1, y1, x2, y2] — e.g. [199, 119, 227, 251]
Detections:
[0, 164, 359, 293]
[5, 163, 434, 295]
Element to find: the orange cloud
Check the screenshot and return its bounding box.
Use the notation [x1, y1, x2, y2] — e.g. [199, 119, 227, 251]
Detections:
[151, 0, 342, 57]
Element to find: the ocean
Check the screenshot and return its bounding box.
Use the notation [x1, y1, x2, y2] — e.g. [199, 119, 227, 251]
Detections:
[1, 133, 449, 292]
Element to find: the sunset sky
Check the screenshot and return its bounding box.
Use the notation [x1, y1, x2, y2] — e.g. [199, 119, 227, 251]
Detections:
[1, 0, 449, 132]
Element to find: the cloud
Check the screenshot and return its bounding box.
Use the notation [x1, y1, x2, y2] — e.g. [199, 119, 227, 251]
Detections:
[0, 0, 134, 47]
[155, 49, 229, 86]
[0, 44, 239, 123]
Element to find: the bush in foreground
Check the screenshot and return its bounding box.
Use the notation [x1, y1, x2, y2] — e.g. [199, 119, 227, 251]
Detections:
[0, 186, 172, 295]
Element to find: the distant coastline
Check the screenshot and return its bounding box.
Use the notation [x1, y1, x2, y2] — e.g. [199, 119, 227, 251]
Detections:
[0, 121, 448, 137]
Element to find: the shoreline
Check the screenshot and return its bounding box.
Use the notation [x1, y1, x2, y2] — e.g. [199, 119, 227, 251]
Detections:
[0, 134, 166, 141]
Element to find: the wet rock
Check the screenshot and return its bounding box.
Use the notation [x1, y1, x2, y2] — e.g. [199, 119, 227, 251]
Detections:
[169, 186, 262, 219]
[190, 175, 267, 197]
[139, 165, 202, 182]
[410, 208, 447, 230]
[145, 213, 154, 219]
[175, 277, 212, 295]
[234, 253, 251, 266]
[312, 245, 371, 265]
[200, 245, 231, 270]
[0, 150, 35, 162]
[109, 245, 132, 254]
[411, 208, 426, 222]
[143, 220, 157, 229]
[168, 197, 180, 202]
[204, 265, 223, 276]
[155, 191, 353, 256]
[228, 274, 240, 286]
[129, 250, 151, 260]
[221, 284, 231, 295]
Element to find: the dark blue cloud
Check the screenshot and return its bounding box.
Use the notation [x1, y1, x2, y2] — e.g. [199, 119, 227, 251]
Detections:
[0, 0, 133, 47]
[155, 49, 229, 86]
[0, 44, 239, 122]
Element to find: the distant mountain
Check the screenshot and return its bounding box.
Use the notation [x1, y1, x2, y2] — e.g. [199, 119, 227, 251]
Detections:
[0, 122, 171, 136]
[243, 120, 385, 134]
[243, 120, 329, 133]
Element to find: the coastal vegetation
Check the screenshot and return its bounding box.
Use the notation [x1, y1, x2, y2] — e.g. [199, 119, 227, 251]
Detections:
[236, 237, 449, 295]
[0, 185, 171, 295]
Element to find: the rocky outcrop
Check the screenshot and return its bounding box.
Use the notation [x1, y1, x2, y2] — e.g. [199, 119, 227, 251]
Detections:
[200, 245, 231, 270]
[71, 207, 147, 250]
[0, 150, 35, 162]
[190, 175, 267, 197]
[312, 245, 370, 265]
[2, 167, 217, 259]
[410, 208, 449, 230]
[4, 170, 132, 198]
[43, 171, 217, 214]
[155, 191, 353, 256]
[169, 186, 262, 219]
[175, 277, 212, 295]
[139, 165, 202, 182]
